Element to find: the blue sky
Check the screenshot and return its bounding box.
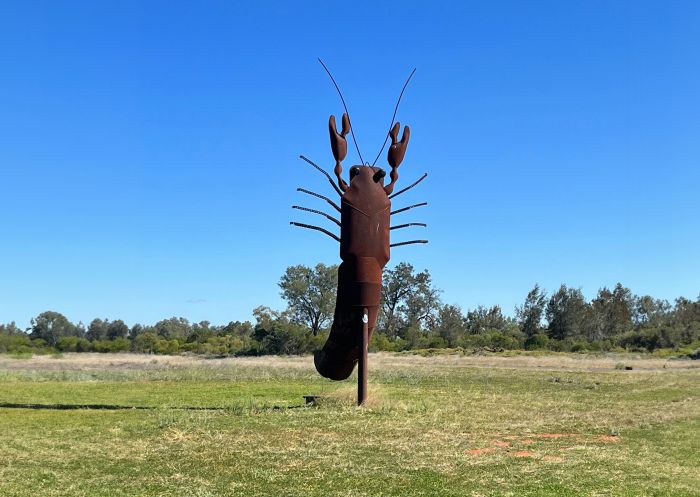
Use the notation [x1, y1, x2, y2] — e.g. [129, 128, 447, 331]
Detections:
[1, 1, 698, 329]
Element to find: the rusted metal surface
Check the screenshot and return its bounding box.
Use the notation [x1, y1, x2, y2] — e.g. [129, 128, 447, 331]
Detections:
[291, 62, 428, 391]
[312, 113, 407, 381]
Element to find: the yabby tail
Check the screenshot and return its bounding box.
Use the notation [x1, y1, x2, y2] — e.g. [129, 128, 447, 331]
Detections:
[314, 257, 384, 380]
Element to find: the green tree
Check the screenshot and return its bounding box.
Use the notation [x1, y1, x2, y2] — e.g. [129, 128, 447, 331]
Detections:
[668, 296, 700, 346]
[380, 263, 441, 338]
[466, 305, 508, 335]
[380, 263, 415, 337]
[671, 296, 700, 327]
[590, 283, 633, 340]
[128, 323, 145, 340]
[106, 319, 129, 340]
[221, 320, 253, 336]
[132, 332, 159, 353]
[252, 306, 319, 355]
[154, 317, 192, 340]
[87, 319, 108, 341]
[632, 295, 670, 327]
[0, 322, 22, 335]
[516, 284, 547, 340]
[188, 321, 216, 343]
[435, 304, 467, 347]
[545, 285, 589, 341]
[404, 269, 441, 331]
[279, 263, 338, 335]
[29, 311, 78, 346]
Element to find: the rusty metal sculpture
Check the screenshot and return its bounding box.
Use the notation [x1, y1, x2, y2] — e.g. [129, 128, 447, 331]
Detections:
[291, 60, 427, 405]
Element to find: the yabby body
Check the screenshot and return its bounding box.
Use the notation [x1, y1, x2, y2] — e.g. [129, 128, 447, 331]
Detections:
[314, 166, 391, 380]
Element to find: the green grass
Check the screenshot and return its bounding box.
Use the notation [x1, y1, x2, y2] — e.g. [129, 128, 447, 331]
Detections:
[0, 353, 698, 496]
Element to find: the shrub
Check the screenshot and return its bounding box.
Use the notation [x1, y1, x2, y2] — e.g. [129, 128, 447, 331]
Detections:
[570, 341, 589, 353]
[412, 335, 448, 350]
[525, 333, 548, 350]
[0, 334, 33, 353]
[588, 340, 612, 352]
[369, 334, 410, 352]
[132, 332, 159, 354]
[57, 336, 93, 352]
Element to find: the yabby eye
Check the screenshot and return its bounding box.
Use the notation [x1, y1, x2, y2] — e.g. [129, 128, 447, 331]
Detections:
[350, 167, 360, 178]
[373, 169, 386, 182]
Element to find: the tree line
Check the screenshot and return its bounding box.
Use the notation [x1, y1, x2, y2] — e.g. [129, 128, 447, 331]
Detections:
[1, 262, 699, 357]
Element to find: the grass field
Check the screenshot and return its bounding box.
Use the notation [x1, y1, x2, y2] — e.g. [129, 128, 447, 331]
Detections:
[0, 352, 698, 497]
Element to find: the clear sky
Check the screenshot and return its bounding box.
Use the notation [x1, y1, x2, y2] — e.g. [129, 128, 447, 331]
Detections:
[1, 1, 698, 329]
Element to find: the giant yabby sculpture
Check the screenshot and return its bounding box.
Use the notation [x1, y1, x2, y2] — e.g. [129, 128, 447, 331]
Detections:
[291, 60, 428, 404]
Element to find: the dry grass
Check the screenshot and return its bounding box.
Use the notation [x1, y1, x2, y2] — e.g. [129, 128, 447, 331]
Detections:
[1, 350, 695, 374]
[0, 352, 312, 372]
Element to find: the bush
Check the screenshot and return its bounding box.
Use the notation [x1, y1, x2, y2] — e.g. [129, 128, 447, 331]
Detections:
[152, 339, 181, 355]
[570, 341, 589, 353]
[490, 332, 520, 350]
[408, 347, 465, 357]
[588, 340, 612, 352]
[252, 320, 322, 355]
[132, 332, 159, 354]
[370, 333, 407, 352]
[525, 333, 548, 350]
[0, 334, 33, 353]
[57, 336, 93, 352]
[458, 331, 520, 351]
[93, 338, 130, 353]
[617, 325, 698, 352]
[412, 335, 448, 350]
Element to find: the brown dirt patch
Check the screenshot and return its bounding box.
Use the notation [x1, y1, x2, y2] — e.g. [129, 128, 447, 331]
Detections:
[465, 431, 622, 461]
[464, 448, 497, 455]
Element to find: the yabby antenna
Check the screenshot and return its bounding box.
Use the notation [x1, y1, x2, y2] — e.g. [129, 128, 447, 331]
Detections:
[318, 58, 365, 165]
[371, 67, 416, 166]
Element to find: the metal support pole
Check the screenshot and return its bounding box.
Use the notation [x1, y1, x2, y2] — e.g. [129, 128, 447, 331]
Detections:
[358, 308, 369, 406]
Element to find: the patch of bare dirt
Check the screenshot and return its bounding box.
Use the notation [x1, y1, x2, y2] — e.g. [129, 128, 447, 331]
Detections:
[464, 448, 497, 455]
[463, 432, 622, 460]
